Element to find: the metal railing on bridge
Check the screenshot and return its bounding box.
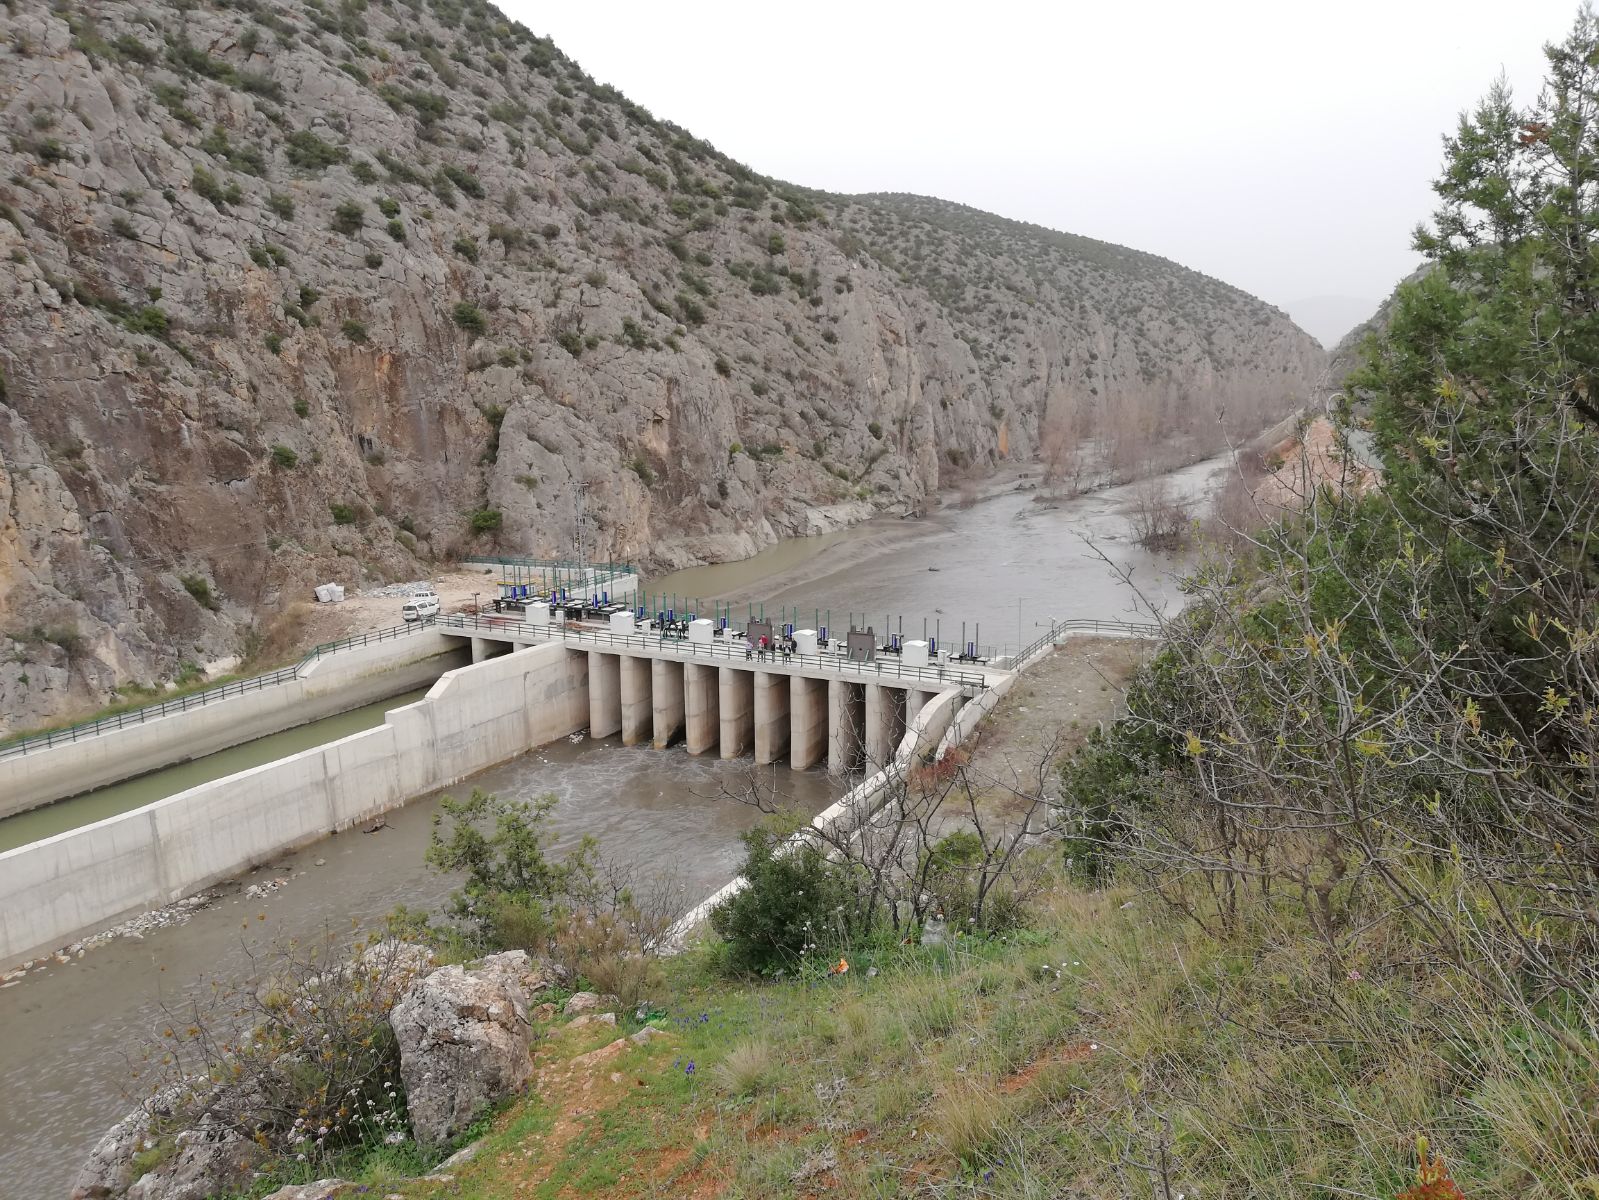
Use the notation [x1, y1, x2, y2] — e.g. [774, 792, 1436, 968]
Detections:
[437, 613, 991, 693]
[1008, 616, 1164, 669]
[0, 620, 440, 761]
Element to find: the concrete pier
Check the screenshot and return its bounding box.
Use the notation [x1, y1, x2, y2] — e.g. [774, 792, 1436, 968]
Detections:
[789, 675, 828, 769]
[718, 668, 755, 760]
[651, 659, 684, 748]
[587, 650, 622, 739]
[684, 662, 720, 756]
[619, 655, 652, 746]
[753, 673, 791, 765]
[828, 679, 865, 775]
[865, 684, 906, 770]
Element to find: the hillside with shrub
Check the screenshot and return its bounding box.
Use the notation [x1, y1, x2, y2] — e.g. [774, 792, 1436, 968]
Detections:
[0, 0, 1320, 732]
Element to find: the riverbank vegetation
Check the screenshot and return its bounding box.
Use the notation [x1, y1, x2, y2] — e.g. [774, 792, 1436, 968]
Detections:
[123, 14, 1599, 1196]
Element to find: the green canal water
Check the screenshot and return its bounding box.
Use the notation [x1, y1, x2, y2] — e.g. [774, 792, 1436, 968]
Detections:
[0, 687, 429, 853]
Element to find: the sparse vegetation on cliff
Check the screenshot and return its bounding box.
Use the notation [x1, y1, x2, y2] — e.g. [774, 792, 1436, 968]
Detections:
[0, 0, 1318, 734]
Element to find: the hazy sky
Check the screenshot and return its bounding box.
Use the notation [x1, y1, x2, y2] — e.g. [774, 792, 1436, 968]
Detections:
[499, 0, 1575, 322]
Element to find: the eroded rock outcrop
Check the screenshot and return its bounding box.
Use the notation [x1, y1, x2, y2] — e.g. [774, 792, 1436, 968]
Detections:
[0, 0, 1324, 731]
[389, 949, 547, 1145]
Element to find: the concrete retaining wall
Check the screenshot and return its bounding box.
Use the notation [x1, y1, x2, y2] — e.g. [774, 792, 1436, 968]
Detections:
[0, 632, 469, 818]
[0, 642, 588, 969]
[673, 685, 965, 938]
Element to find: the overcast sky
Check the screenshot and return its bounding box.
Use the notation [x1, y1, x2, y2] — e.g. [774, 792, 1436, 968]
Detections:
[499, 0, 1576, 334]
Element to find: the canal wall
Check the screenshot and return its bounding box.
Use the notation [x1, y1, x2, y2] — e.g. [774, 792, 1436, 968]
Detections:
[0, 631, 471, 818]
[0, 642, 589, 968]
[671, 684, 965, 939]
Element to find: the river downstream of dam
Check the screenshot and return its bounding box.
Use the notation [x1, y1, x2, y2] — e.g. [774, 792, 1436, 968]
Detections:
[0, 456, 1220, 1197]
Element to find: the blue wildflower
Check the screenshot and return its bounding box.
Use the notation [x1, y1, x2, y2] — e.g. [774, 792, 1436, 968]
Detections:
[685, 1060, 696, 1075]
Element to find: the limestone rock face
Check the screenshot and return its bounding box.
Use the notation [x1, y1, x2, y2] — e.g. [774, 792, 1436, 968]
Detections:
[259, 1183, 352, 1200]
[69, 1086, 185, 1200]
[0, 1, 1324, 731]
[563, 990, 617, 1016]
[123, 1126, 265, 1200]
[390, 950, 541, 1145]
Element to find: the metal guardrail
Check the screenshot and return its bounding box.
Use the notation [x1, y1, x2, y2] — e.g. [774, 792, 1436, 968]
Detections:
[437, 613, 991, 693]
[462, 556, 637, 589]
[0, 620, 442, 761]
[0, 663, 302, 760]
[303, 620, 436, 661]
[1010, 616, 1164, 668]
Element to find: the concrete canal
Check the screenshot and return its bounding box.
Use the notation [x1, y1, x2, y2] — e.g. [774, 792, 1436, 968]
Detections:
[0, 688, 430, 853]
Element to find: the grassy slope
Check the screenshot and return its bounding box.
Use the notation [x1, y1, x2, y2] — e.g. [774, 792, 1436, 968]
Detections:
[355, 882, 1585, 1200]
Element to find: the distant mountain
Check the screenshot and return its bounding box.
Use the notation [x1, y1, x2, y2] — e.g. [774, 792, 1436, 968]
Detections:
[1283, 296, 1384, 350]
[0, 0, 1324, 730]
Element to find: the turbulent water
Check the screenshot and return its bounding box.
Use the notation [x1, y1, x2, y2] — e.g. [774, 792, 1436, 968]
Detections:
[0, 456, 1215, 1197]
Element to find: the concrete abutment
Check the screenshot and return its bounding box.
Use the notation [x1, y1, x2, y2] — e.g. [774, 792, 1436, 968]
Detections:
[587, 651, 622, 739]
[828, 679, 866, 775]
[789, 675, 828, 770]
[619, 655, 652, 746]
[684, 663, 720, 756]
[754, 673, 791, 765]
[718, 668, 755, 760]
[651, 659, 684, 748]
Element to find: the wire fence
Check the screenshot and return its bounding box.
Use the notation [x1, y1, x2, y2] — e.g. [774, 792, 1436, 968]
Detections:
[461, 556, 637, 592]
[437, 613, 992, 692]
[0, 620, 439, 761]
[1008, 616, 1165, 669]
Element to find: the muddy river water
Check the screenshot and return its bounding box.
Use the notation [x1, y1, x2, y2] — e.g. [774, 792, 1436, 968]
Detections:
[0, 456, 1221, 1197]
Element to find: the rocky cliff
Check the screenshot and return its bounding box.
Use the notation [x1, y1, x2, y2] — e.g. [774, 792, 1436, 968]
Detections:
[0, 0, 1324, 730]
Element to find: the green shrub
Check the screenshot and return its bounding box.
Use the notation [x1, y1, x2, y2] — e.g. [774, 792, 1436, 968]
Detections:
[439, 164, 483, 198]
[270, 443, 298, 468]
[375, 196, 400, 218]
[675, 294, 705, 325]
[350, 158, 378, 184]
[192, 166, 241, 208]
[341, 319, 368, 343]
[284, 129, 349, 172]
[180, 574, 219, 610]
[331, 200, 364, 234]
[329, 502, 357, 525]
[123, 306, 169, 338]
[385, 218, 405, 241]
[33, 137, 66, 165]
[714, 356, 731, 377]
[710, 828, 853, 975]
[452, 236, 479, 263]
[111, 216, 137, 239]
[266, 192, 296, 220]
[292, 398, 308, 417]
[868, 421, 883, 439]
[452, 302, 486, 334]
[426, 789, 597, 945]
[469, 507, 502, 533]
[364, 251, 384, 269]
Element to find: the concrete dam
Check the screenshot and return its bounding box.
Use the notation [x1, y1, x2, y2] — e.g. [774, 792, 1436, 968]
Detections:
[0, 612, 994, 969]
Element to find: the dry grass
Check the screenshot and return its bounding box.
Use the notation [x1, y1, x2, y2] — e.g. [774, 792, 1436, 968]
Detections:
[712, 1038, 776, 1097]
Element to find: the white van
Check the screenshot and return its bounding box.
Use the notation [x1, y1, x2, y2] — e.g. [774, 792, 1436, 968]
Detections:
[401, 591, 441, 622]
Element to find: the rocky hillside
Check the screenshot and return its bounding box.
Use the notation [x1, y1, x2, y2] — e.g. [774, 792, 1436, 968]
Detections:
[0, 0, 1323, 730]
